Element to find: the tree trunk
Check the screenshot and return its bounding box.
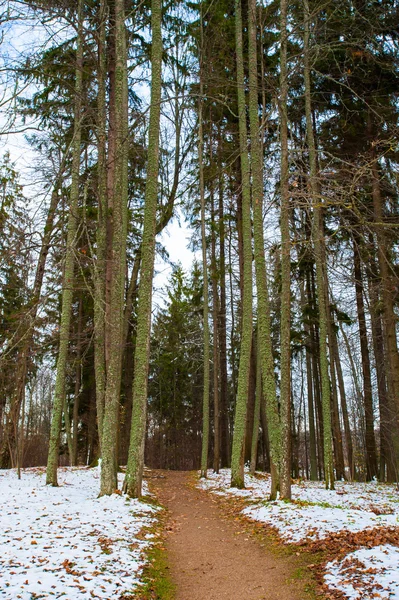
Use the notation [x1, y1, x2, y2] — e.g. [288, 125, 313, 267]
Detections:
[300, 278, 317, 480]
[304, 0, 334, 489]
[198, 49, 210, 479]
[211, 186, 220, 473]
[0, 179, 64, 468]
[72, 295, 83, 465]
[218, 132, 230, 468]
[366, 236, 395, 481]
[230, 0, 253, 489]
[326, 302, 345, 480]
[248, 0, 281, 498]
[100, 0, 129, 495]
[93, 0, 108, 456]
[352, 235, 377, 479]
[250, 325, 262, 475]
[46, 0, 83, 486]
[370, 147, 399, 477]
[331, 323, 354, 480]
[123, 0, 162, 498]
[278, 0, 291, 499]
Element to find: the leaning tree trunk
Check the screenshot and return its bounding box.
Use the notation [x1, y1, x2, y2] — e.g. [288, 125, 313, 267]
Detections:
[230, 0, 254, 489]
[123, 0, 162, 498]
[46, 0, 83, 486]
[247, 0, 281, 498]
[304, 0, 334, 489]
[100, 0, 129, 495]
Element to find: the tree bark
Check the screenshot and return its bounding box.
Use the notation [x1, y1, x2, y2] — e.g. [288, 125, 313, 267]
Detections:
[248, 0, 281, 498]
[352, 234, 377, 479]
[278, 0, 292, 499]
[198, 42, 211, 479]
[304, 0, 334, 489]
[93, 0, 108, 456]
[211, 185, 220, 473]
[123, 0, 162, 497]
[100, 0, 129, 495]
[370, 147, 399, 476]
[230, 0, 253, 489]
[331, 323, 354, 480]
[46, 0, 83, 486]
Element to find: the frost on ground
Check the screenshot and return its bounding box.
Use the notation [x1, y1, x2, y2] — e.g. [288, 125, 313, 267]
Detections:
[325, 544, 399, 599]
[198, 469, 399, 543]
[0, 467, 158, 599]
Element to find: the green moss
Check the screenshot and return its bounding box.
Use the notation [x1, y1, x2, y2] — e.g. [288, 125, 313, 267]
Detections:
[136, 501, 175, 600]
[139, 543, 176, 599]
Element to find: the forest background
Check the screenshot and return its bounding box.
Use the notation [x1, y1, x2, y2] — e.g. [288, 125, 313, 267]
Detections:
[0, 0, 398, 500]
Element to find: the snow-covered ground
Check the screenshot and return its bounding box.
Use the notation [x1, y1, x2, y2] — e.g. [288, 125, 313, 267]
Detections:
[198, 469, 399, 542]
[325, 544, 399, 599]
[0, 467, 159, 599]
[198, 469, 399, 600]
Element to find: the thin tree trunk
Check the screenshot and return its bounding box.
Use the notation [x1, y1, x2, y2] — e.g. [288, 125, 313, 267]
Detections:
[326, 302, 345, 480]
[250, 325, 262, 475]
[278, 0, 292, 500]
[211, 185, 220, 473]
[352, 235, 377, 479]
[218, 131, 230, 468]
[72, 295, 83, 465]
[331, 324, 354, 479]
[198, 50, 210, 479]
[93, 0, 108, 456]
[123, 0, 162, 497]
[300, 278, 317, 479]
[0, 181, 64, 469]
[231, 0, 253, 489]
[46, 0, 83, 486]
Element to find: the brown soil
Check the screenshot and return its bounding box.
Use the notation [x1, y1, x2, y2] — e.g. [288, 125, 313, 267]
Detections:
[150, 471, 305, 600]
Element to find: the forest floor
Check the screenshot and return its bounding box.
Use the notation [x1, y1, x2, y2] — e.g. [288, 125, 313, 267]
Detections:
[150, 470, 310, 600]
[196, 469, 399, 599]
[0, 467, 160, 599]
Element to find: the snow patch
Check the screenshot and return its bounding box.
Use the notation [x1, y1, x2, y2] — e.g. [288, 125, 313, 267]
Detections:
[197, 469, 399, 542]
[325, 544, 399, 599]
[0, 467, 158, 599]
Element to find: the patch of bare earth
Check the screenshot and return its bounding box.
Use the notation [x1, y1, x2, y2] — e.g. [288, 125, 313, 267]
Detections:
[150, 471, 304, 600]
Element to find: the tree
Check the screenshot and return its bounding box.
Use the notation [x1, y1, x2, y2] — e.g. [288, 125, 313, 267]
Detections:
[230, 0, 254, 489]
[46, 0, 84, 486]
[303, 0, 334, 490]
[124, 0, 163, 498]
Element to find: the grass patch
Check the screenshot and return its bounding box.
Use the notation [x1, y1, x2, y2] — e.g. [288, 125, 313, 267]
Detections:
[136, 502, 175, 600]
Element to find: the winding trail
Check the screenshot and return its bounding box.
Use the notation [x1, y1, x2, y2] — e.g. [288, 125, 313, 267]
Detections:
[151, 471, 303, 600]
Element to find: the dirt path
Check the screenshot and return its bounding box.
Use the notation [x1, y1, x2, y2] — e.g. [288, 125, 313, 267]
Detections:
[150, 471, 303, 600]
